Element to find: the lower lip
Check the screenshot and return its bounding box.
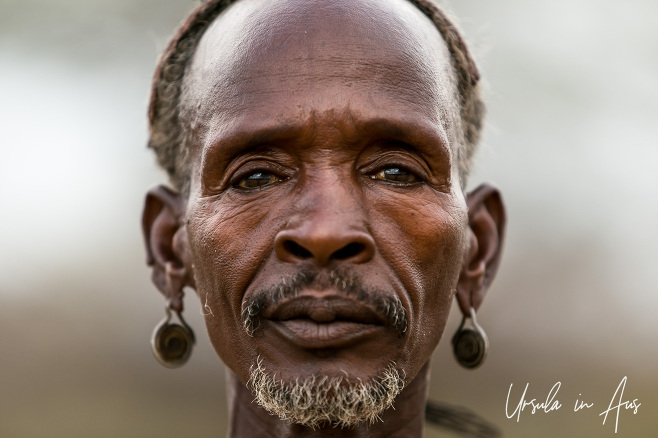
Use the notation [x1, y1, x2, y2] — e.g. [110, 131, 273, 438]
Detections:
[268, 319, 385, 349]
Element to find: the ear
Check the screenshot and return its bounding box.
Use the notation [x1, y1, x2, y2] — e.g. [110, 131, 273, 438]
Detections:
[142, 185, 195, 312]
[455, 183, 506, 316]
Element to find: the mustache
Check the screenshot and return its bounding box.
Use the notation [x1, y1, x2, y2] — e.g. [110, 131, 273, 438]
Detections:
[241, 268, 407, 337]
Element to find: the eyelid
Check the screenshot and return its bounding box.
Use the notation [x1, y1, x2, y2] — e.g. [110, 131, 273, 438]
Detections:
[228, 159, 294, 190]
[368, 167, 423, 189]
[235, 172, 282, 190]
[360, 152, 429, 181]
[231, 168, 283, 187]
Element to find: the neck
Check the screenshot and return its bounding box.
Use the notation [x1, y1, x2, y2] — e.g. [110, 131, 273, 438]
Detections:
[225, 362, 431, 438]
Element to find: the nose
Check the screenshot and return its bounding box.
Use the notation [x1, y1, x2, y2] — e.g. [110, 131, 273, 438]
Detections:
[274, 220, 376, 266]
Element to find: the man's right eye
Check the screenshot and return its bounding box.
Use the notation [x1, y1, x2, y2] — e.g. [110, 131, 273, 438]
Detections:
[235, 171, 281, 189]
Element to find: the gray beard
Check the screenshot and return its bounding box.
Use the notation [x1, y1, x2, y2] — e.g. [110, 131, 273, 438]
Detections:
[247, 357, 406, 429]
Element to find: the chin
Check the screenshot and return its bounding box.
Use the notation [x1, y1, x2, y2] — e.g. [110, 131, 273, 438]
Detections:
[247, 355, 406, 429]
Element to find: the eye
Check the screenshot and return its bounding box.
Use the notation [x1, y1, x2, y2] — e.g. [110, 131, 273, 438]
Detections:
[371, 167, 420, 184]
[235, 171, 282, 189]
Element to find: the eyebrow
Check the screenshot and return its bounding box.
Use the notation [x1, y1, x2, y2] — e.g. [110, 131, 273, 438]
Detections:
[356, 118, 451, 159]
[198, 123, 303, 171]
[202, 115, 452, 168]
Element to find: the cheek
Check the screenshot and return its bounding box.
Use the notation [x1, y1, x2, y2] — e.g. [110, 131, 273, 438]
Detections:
[370, 188, 467, 358]
[413, 196, 467, 290]
[185, 196, 280, 376]
[187, 196, 278, 305]
[372, 189, 467, 288]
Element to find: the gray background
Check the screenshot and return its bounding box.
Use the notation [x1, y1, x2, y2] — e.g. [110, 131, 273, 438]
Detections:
[1, 0, 656, 436]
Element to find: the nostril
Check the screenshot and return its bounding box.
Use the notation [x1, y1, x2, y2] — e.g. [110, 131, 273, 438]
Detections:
[331, 242, 365, 260]
[283, 240, 313, 259]
[275, 229, 375, 265]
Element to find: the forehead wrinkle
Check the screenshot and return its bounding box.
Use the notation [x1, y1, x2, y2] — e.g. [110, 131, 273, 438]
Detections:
[222, 60, 439, 113]
[187, 49, 456, 139]
[190, 37, 447, 107]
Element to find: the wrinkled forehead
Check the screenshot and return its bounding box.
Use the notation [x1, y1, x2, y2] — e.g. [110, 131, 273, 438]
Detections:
[182, 0, 459, 141]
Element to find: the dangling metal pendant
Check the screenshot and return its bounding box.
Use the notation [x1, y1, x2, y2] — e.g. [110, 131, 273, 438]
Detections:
[151, 306, 196, 368]
[451, 307, 488, 369]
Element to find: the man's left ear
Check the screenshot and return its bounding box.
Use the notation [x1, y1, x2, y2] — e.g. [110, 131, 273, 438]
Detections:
[455, 183, 506, 316]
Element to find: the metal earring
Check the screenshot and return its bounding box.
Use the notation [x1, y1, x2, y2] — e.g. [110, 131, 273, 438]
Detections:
[151, 305, 195, 368]
[452, 307, 488, 369]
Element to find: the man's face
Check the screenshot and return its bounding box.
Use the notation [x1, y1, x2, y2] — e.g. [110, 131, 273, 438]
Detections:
[181, 0, 467, 399]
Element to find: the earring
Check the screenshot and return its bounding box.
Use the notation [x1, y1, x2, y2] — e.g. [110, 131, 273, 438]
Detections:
[452, 307, 488, 369]
[151, 304, 195, 368]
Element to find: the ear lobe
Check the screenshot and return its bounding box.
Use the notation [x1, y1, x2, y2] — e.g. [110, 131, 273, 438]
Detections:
[455, 183, 506, 316]
[142, 185, 195, 312]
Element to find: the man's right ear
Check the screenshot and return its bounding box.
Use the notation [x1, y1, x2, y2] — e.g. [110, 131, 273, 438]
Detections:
[142, 185, 195, 313]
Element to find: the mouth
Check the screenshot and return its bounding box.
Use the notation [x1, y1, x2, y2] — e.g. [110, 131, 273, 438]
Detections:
[261, 291, 389, 349]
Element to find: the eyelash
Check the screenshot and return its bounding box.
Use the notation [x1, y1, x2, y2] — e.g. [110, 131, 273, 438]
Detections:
[231, 169, 287, 190]
[367, 164, 425, 185]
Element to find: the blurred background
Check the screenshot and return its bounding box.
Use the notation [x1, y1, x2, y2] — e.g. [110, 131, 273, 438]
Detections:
[1, 0, 656, 436]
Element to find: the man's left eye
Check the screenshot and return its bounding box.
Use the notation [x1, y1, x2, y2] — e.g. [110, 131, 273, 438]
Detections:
[371, 167, 419, 183]
[236, 172, 281, 189]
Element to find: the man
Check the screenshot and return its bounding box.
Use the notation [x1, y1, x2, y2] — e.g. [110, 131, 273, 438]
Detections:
[142, 0, 506, 436]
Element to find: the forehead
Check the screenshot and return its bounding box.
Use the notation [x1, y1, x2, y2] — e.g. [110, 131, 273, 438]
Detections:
[182, 0, 459, 150]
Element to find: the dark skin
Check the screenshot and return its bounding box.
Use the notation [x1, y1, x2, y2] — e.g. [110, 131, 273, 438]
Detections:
[142, 0, 506, 436]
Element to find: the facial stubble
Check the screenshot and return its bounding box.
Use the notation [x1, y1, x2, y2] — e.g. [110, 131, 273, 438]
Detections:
[248, 357, 405, 428]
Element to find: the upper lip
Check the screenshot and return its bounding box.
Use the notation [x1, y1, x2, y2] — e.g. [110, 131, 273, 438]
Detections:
[261, 292, 387, 326]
